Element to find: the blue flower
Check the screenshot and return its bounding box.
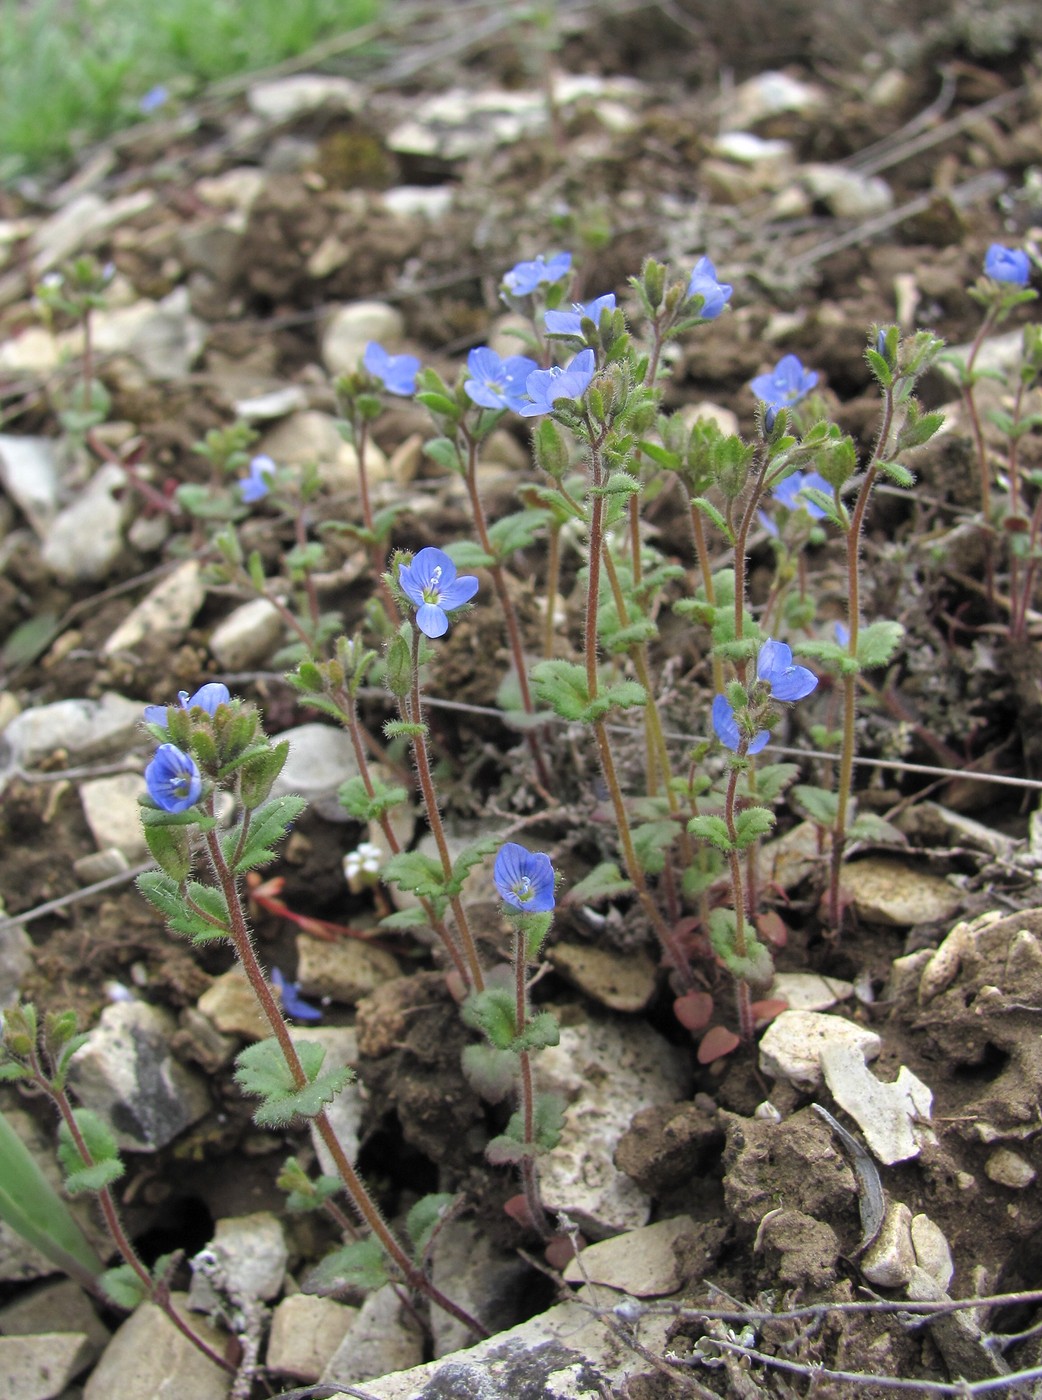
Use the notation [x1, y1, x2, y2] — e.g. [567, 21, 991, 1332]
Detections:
[145, 743, 202, 812]
[983, 243, 1030, 287]
[144, 683, 230, 729]
[271, 967, 322, 1023]
[493, 842, 555, 912]
[363, 342, 420, 396]
[463, 347, 540, 412]
[772, 469, 831, 519]
[502, 252, 572, 297]
[757, 638, 818, 702]
[712, 694, 769, 755]
[398, 546, 479, 638]
[544, 294, 616, 338]
[518, 349, 596, 417]
[750, 354, 818, 410]
[834, 620, 850, 647]
[687, 256, 732, 319]
[239, 454, 276, 503]
[139, 85, 169, 114]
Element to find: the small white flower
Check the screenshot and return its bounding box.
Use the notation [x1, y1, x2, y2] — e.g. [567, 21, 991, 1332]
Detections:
[344, 841, 383, 884]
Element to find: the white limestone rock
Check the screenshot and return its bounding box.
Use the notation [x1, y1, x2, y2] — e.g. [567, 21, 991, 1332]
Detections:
[82, 1292, 229, 1400]
[321, 301, 405, 378]
[759, 1010, 880, 1092]
[209, 599, 284, 670]
[103, 559, 206, 656]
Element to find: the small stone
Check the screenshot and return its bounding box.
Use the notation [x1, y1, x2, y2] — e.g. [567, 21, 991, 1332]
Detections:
[189, 1212, 287, 1310]
[820, 1040, 933, 1165]
[295, 933, 401, 1005]
[840, 857, 962, 928]
[2, 692, 142, 768]
[861, 1202, 916, 1287]
[78, 772, 148, 861]
[0, 1279, 110, 1366]
[248, 74, 363, 123]
[103, 559, 206, 656]
[724, 70, 825, 127]
[321, 1284, 424, 1388]
[0, 436, 62, 533]
[31, 191, 155, 275]
[68, 1000, 211, 1152]
[258, 410, 388, 493]
[911, 1213, 954, 1291]
[209, 599, 284, 670]
[197, 968, 269, 1040]
[73, 848, 131, 885]
[83, 1292, 228, 1400]
[266, 1294, 357, 1381]
[538, 1017, 691, 1237]
[762, 819, 823, 892]
[175, 1006, 238, 1072]
[759, 1010, 880, 1092]
[0, 897, 31, 1008]
[769, 972, 853, 1012]
[0, 1331, 93, 1400]
[233, 386, 308, 422]
[563, 1216, 699, 1297]
[196, 167, 267, 212]
[547, 941, 657, 1012]
[801, 164, 894, 218]
[41, 463, 129, 582]
[321, 301, 405, 377]
[382, 186, 454, 220]
[757, 1209, 840, 1289]
[267, 722, 360, 821]
[91, 287, 205, 381]
[430, 1219, 528, 1358]
[985, 1147, 1036, 1189]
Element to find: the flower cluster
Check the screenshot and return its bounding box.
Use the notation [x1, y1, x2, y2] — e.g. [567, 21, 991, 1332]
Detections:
[712, 639, 818, 754]
[144, 683, 229, 730]
[399, 546, 479, 638]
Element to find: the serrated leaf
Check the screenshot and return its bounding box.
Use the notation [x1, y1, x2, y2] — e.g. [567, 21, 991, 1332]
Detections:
[231, 794, 307, 873]
[755, 763, 799, 802]
[446, 835, 501, 898]
[57, 1110, 124, 1197]
[734, 807, 775, 848]
[531, 660, 589, 721]
[566, 862, 633, 903]
[101, 1263, 149, 1309]
[406, 1193, 456, 1257]
[857, 620, 904, 669]
[383, 850, 447, 901]
[847, 812, 907, 845]
[516, 1011, 560, 1053]
[487, 508, 549, 557]
[144, 822, 192, 883]
[338, 775, 408, 822]
[460, 987, 517, 1051]
[581, 678, 647, 723]
[687, 815, 733, 851]
[305, 1238, 389, 1295]
[234, 1038, 353, 1126]
[793, 784, 839, 826]
[461, 1043, 518, 1102]
[631, 820, 678, 874]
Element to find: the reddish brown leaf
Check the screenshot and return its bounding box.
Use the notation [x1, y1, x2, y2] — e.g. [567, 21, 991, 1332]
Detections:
[697, 1025, 741, 1064]
[673, 991, 714, 1033]
[751, 998, 788, 1027]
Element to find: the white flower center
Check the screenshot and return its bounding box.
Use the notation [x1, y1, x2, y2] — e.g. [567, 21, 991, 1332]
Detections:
[513, 875, 534, 902]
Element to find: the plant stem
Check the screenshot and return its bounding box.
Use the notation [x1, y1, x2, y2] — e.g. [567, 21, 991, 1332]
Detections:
[356, 420, 401, 624]
[406, 627, 485, 992]
[722, 765, 755, 1043]
[462, 431, 553, 792]
[689, 503, 725, 694]
[337, 687, 470, 986]
[827, 385, 894, 932]
[513, 923, 550, 1240]
[543, 520, 561, 658]
[202, 821, 488, 1338]
[40, 1071, 235, 1375]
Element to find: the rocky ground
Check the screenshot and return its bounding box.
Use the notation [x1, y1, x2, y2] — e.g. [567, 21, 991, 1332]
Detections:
[2, 1, 1042, 1396]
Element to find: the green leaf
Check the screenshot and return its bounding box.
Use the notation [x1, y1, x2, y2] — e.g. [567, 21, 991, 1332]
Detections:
[708, 909, 773, 983]
[487, 508, 549, 557]
[566, 862, 634, 903]
[792, 784, 839, 826]
[234, 1039, 353, 1127]
[523, 910, 554, 960]
[734, 807, 776, 848]
[875, 458, 915, 489]
[383, 851, 447, 902]
[424, 436, 463, 474]
[379, 906, 437, 934]
[0, 1108, 102, 1288]
[57, 1110, 124, 1196]
[692, 495, 734, 543]
[847, 812, 907, 845]
[415, 390, 461, 420]
[383, 719, 426, 740]
[306, 1238, 389, 1295]
[516, 1011, 560, 1053]
[238, 740, 290, 810]
[444, 540, 495, 570]
[137, 872, 232, 944]
[461, 1043, 519, 1102]
[531, 660, 590, 721]
[406, 1193, 456, 1258]
[581, 678, 647, 724]
[101, 1264, 149, 1310]
[143, 821, 192, 883]
[754, 763, 799, 802]
[857, 620, 904, 669]
[338, 775, 408, 823]
[687, 814, 734, 851]
[461, 987, 517, 1051]
[631, 820, 678, 874]
[231, 794, 307, 874]
[277, 1156, 343, 1213]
